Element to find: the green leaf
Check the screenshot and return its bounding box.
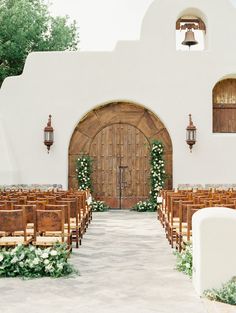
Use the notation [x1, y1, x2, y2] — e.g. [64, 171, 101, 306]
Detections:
[0, 0, 79, 86]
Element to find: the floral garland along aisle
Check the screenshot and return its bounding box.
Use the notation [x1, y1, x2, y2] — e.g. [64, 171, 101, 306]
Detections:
[76, 155, 109, 211]
[133, 140, 166, 212]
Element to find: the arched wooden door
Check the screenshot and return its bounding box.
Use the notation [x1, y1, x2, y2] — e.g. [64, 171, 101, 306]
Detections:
[68, 102, 173, 209]
[90, 123, 150, 209]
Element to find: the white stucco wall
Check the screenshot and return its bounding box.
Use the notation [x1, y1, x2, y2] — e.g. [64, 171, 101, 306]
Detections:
[0, 0, 236, 188]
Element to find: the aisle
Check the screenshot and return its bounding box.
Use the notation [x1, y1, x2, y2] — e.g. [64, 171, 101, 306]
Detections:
[0, 211, 207, 313]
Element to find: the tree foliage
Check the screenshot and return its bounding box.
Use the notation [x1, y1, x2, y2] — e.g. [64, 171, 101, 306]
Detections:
[0, 0, 79, 86]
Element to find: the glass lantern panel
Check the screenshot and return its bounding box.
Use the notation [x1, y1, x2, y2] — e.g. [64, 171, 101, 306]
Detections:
[44, 131, 53, 141]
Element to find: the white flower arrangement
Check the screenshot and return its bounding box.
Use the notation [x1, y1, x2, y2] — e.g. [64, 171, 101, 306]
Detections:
[91, 200, 110, 212]
[0, 244, 77, 278]
[133, 140, 166, 212]
[76, 155, 93, 191]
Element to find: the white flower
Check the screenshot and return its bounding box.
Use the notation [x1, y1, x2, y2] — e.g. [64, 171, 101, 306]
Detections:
[10, 248, 17, 255]
[36, 248, 42, 256]
[44, 259, 49, 265]
[33, 258, 40, 265]
[57, 263, 63, 270]
[11, 256, 18, 264]
[50, 250, 58, 256]
[186, 263, 191, 269]
[0, 254, 4, 262]
[19, 253, 25, 261]
[41, 252, 49, 259]
[45, 264, 53, 272]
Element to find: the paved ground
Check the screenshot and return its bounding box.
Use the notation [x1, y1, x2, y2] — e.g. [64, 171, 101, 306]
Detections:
[0, 211, 209, 313]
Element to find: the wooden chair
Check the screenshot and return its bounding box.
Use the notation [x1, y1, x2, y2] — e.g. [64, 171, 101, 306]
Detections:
[171, 200, 194, 250]
[165, 195, 188, 245]
[0, 209, 32, 246]
[33, 209, 70, 249]
[75, 193, 88, 235]
[13, 204, 36, 235]
[44, 204, 71, 243]
[0, 204, 6, 210]
[212, 203, 236, 209]
[0, 200, 18, 209]
[176, 202, 204, 251]
[27, 200, 47, 210]
[180, 204, 205, 249]
[56, 199, 81, 248]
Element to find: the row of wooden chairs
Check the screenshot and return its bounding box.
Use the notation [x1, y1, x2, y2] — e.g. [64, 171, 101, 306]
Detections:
[0, 189, 92, 250]
[0, 207, 71, 249]
[158, 189, 236, 251]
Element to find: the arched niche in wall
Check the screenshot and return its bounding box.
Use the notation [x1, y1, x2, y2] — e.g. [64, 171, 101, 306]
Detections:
[68, 101, 173, 209]
[213, 78, 236, 133]
[176, 10, 206, 51]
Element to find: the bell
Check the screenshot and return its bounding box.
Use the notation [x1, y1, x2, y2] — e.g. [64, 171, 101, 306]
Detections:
[182, 29, 198, 47]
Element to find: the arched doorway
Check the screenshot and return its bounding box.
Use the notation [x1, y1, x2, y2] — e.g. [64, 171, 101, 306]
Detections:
[68, 102, 172, 209]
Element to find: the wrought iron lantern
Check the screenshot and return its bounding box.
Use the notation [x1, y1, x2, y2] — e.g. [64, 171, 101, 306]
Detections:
[44, 114, 54, 153]
[186, 114, 196, 152]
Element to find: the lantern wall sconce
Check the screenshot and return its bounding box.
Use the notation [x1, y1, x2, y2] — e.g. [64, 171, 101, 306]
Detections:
[186, 114, 196, 152]
[44, 114, 54, 153]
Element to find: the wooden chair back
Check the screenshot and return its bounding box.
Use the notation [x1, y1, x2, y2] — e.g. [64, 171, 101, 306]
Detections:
[56, 199, 77, 218]
[45, 204, 70, 222]
[14, 204, 36, 224]
[0, 209, 27, 239]
[34, 209, 64, 238]
[0, 200, 17, 209]
[0, 204, 6, 210]
[27, 200, 46, 210]
[186, 204, 205, 241]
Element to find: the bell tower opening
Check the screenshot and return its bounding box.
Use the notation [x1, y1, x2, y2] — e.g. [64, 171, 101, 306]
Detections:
[176, 15, 206, 51]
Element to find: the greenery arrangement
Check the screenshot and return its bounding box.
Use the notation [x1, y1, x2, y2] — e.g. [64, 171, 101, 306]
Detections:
[0, 0, 79, 86]
[132, 140, 166, 212]
[0, 243, 77, 279]
[76, 155, 93, 191]
[91, 200, 110, 212]
[174, 243, 193, 277]
[132, 199, 157, 212]
[149, 140, 166, 202]
[175, 245, 236, 306]
[204, 277, 236, 305]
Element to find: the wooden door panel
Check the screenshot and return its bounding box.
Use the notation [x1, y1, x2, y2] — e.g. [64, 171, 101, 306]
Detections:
[90, 123, 150, 209]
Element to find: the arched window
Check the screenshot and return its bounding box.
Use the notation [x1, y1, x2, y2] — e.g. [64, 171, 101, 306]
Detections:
[213, 79, 236, 133]
[176, 15, 206, 51]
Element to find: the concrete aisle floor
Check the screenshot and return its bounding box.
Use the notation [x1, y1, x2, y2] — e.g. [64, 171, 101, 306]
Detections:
[0, 211, 208, 313]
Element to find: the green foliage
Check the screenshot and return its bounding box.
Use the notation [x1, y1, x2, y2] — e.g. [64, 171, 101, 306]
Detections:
[76, 155, 93, 191]
[174, 243, 192, 277]
[132, 140, 166, 212]
[0, 0, 79, 86]
[204, 277, 236, 305]
[132, 199, 157, 212]
[91, 200, 110, 212]
[150, 140, 166, 202]
[0, 243, 78, 278]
